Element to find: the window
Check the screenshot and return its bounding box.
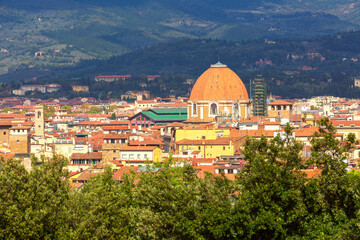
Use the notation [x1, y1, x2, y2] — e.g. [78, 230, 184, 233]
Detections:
[198, 146, 201, 150]
[192, 102, 197, 116]
[144, 154, 148, 159]
[122, 154, 128, 159]
[137, 154, 141, 159]
[17, 140, 20, 143]
[228, 169, 234, 174]
[3, 132, 5, 135]
[113, 150, 116, 153]
[129, 154, 134, 160]
[210, 103, 218, 115]
[223, 146, 225, 150]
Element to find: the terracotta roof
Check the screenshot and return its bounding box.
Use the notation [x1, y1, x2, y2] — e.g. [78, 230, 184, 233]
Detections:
[75, 171, 98, 182]
[120, 146, 158, 151]
[70, 182, 83, 189]
[190, 63, 249, 101]
[268, 100, 293, 105]
[176, 137, 235, 145]
[10, 125, 31, 130]
[293, 127, 319, 137]
[165, 122, 186, 128]
[102, 126, 135, 130]
[301, 168, 321, 178]
[102, 134, 128, 139]
[112, 166, 140, 181]
[194, 165, 216, 178]
[331, 120, 360, 126]
[68, 171, 80, 177]
[71, 152, 102, 160]
[263, 121, 281, 125]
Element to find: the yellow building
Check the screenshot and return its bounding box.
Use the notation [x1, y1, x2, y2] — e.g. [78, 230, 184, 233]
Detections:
[301, 110, 320, 126]
[72, 85, 89, 92]
[119, 146, 163, 163]
[175, 136, 244, 159]
[175, 127, 231, 142]
[173, 125, 244, 158]
[332, 120, 360, 139]
[187, 62, 250, 123]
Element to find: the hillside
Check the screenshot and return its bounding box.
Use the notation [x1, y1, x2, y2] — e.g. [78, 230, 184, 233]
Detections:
[3, 30, 360, 99]
[0, 0, 360, 75]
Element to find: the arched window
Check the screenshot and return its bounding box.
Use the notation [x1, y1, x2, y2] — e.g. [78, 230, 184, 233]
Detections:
[37, 111, 41, 118]
[210, 103, 218, 115]
[192, 102, 197, 116]
[233, 103, 239, 117]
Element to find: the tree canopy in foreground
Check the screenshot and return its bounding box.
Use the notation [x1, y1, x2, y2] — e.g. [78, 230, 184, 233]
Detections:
[1, 120, 360, 239]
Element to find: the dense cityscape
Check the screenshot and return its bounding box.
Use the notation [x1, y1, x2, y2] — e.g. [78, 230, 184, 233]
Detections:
[3, 0, 360, 239]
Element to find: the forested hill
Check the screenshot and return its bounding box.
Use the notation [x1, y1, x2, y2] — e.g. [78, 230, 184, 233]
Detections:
[3, 30, 360, 99]
[0, 0, 360, 75]
[68, 30, 360, 77]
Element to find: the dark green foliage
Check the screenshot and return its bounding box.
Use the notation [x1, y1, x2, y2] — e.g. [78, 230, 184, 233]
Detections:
[1, 121, 360, 239]
[0, 156, 70, 239]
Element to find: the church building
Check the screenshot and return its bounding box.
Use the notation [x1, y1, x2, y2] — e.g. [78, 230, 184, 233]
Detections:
[187, 62, 250, 123]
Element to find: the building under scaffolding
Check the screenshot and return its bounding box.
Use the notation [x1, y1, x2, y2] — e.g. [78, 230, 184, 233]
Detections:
[251, 75, 267, 116]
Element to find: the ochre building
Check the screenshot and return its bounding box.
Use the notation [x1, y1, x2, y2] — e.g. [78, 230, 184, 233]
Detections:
[187, 62, 250, 123]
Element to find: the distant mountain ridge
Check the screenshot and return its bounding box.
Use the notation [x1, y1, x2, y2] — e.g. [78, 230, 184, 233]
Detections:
[0, 0, 359, 75]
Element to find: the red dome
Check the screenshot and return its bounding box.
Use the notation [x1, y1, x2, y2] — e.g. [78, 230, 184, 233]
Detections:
[190, 62, 249, 101]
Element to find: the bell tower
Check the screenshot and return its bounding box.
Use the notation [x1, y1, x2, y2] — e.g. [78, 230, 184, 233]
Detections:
[34, 105, 45, 137]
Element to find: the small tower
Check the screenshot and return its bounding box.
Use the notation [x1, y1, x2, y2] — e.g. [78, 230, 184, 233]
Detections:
[34, 105, 45, 137]
[9, 125, 31, 154]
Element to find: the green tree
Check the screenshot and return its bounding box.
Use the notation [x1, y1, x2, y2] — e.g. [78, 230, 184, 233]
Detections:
[3, 107, 11, 113]
[41, 103, 55, 118]
[304, 118, 360, 238]
[21, 107, 28, 114]
[109, 104, 117, 112]
[129, 162, 234, 239]
[64, 167, 131, 239]
[61, 105, 72, 114]
[233, 124, 308, 239]
[0, 156, 70, 239]
[89, 105, 101, 113]
[109, 113, 117, 120]
[80, 102, 90, 113]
